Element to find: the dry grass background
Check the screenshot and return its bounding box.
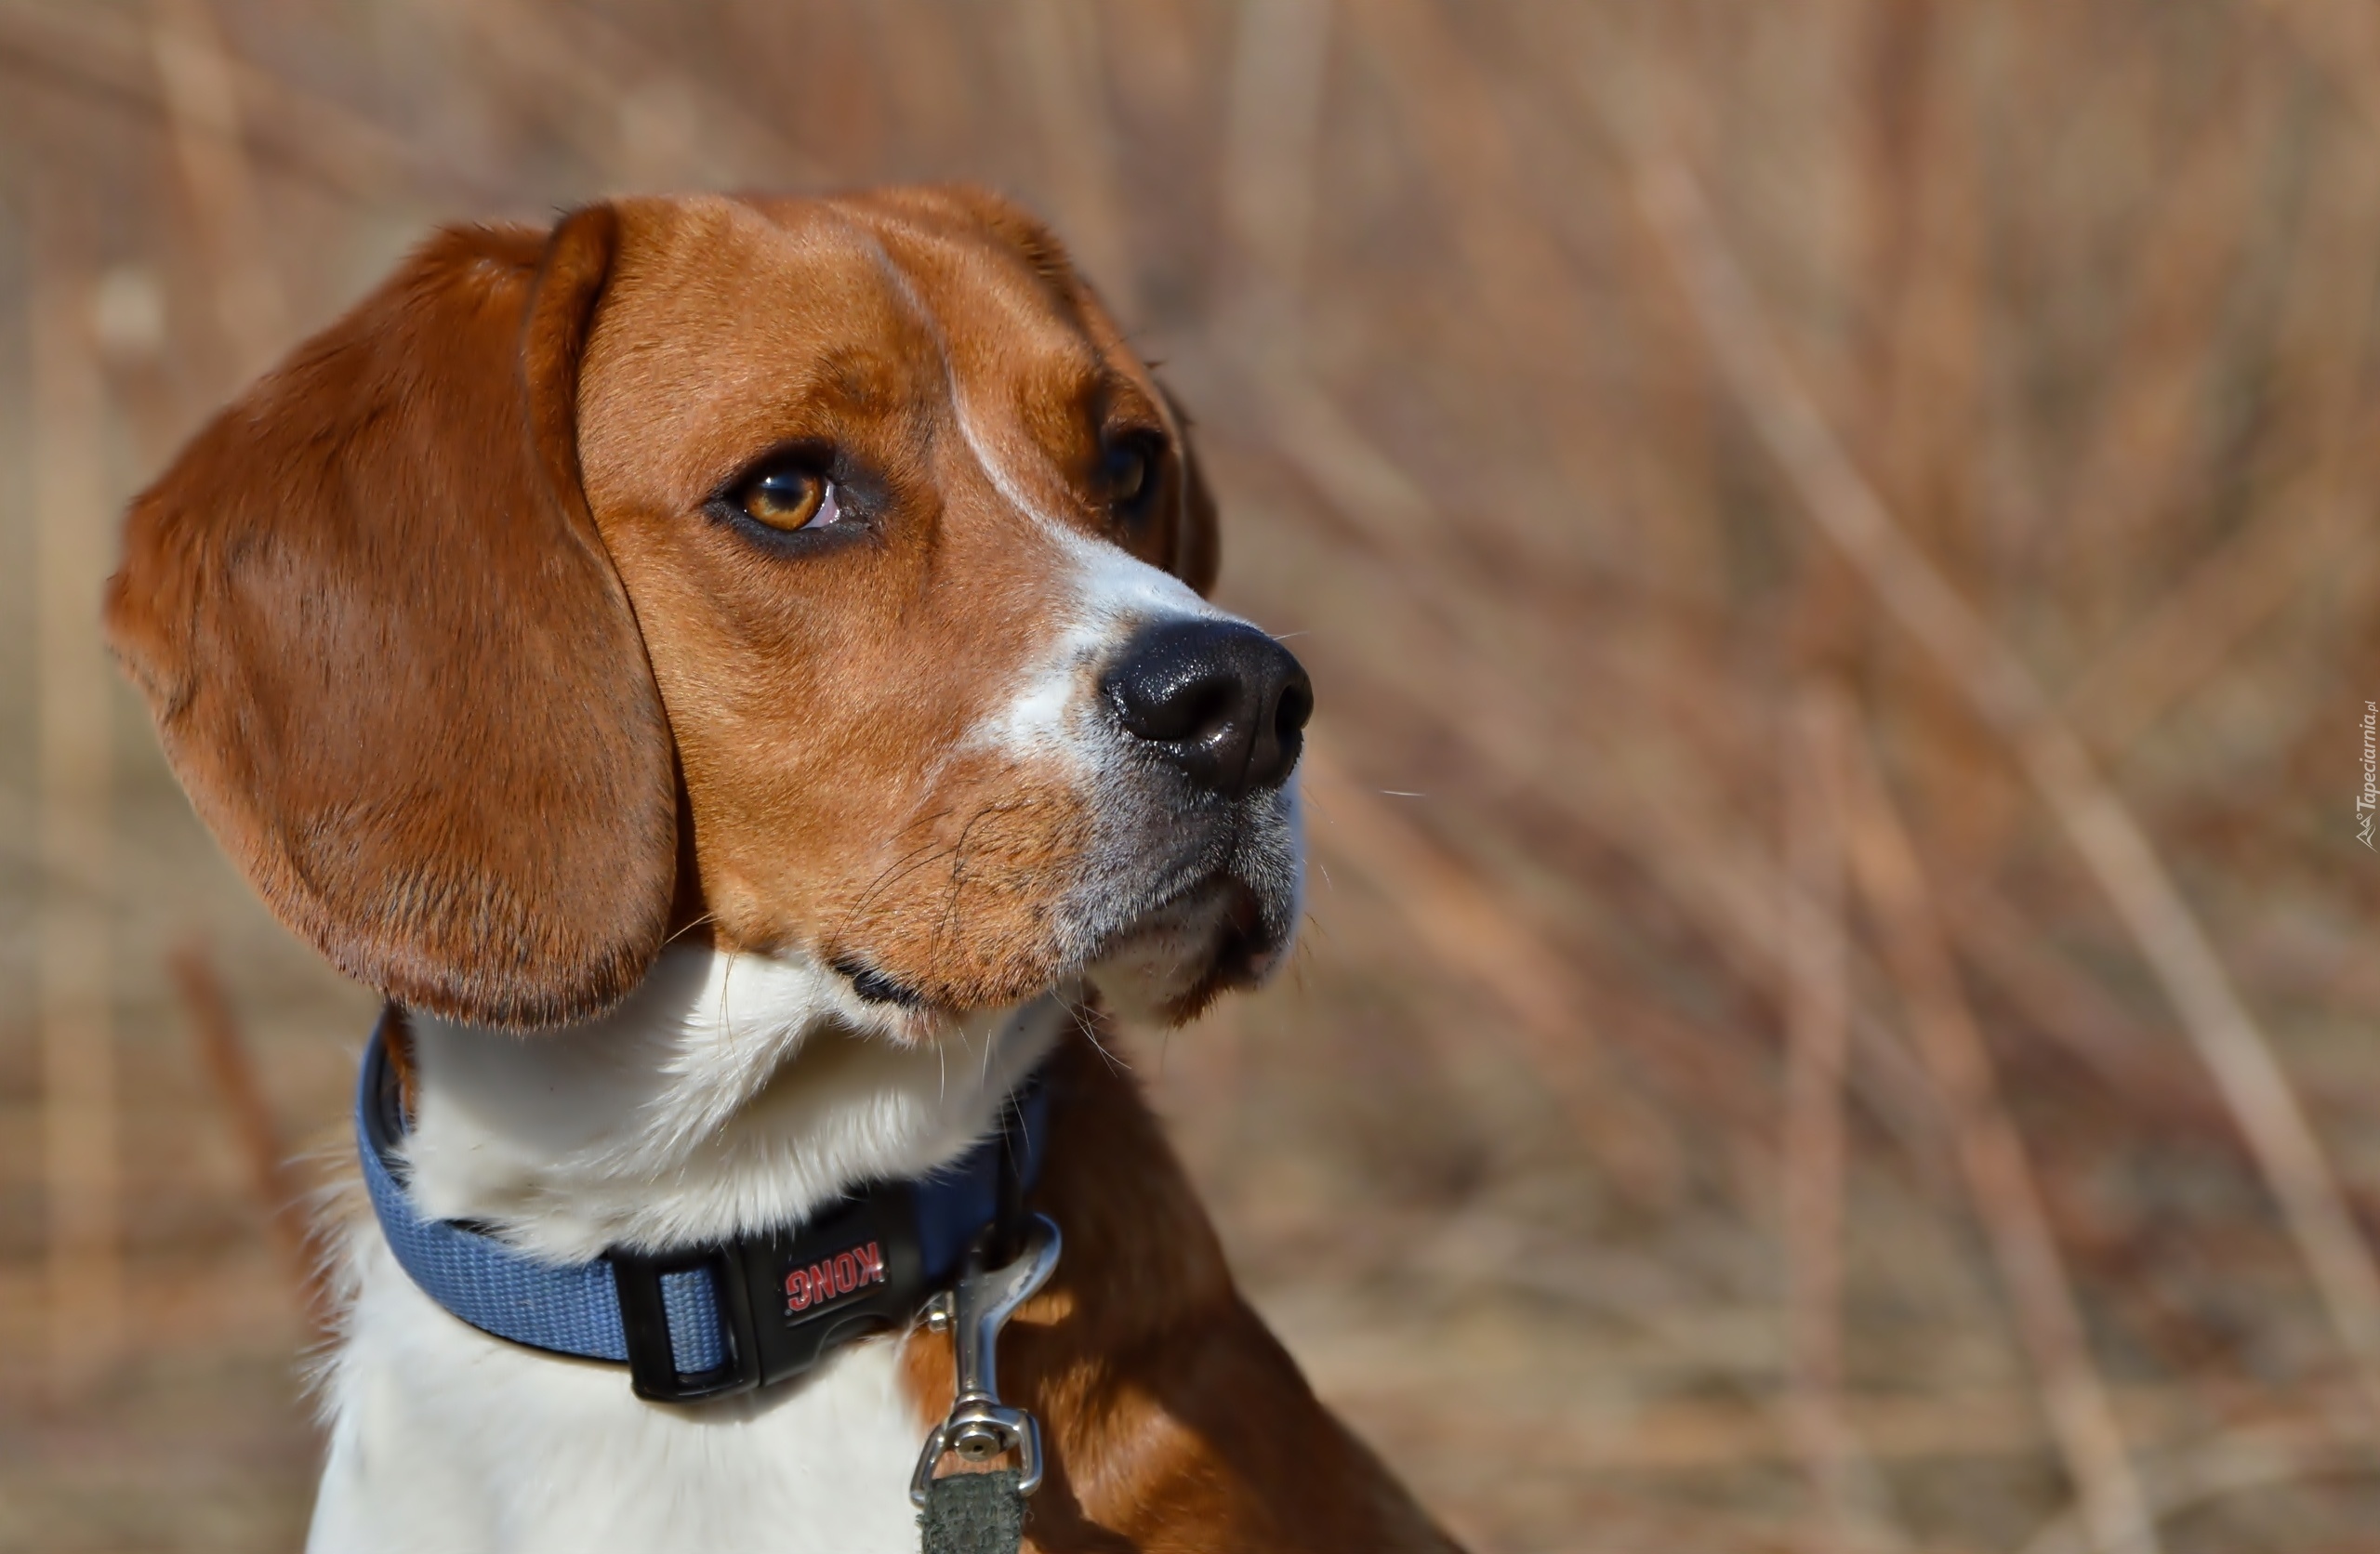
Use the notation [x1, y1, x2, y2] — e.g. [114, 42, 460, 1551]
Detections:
[2, 1, 2378, 1549]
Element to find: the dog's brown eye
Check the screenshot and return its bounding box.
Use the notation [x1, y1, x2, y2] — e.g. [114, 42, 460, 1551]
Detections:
[739, 467, 836, 531]
[1103, 433, 1162, 522]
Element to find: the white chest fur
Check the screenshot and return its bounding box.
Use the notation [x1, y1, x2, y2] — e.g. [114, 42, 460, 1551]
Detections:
[311, 1238, 930, 1553]
[309, 946, 1064, 1553]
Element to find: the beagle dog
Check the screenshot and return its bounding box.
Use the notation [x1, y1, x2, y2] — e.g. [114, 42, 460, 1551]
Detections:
[105, 189, 1460, 1552]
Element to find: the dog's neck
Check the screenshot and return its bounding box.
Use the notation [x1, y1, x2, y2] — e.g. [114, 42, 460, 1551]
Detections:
[398, 945, 1069, 1262]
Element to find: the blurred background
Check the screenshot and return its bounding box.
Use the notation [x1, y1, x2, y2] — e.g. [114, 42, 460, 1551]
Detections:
[2, 1, 2378, 1549]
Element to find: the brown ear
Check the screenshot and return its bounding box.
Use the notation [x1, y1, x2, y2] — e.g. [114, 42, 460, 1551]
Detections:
[1158, 385, 1222, 597]
[104, 208, 677, 1030]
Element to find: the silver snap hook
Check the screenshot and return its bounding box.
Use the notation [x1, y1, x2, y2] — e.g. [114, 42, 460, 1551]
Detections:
[909, 1214, 1062, 1506]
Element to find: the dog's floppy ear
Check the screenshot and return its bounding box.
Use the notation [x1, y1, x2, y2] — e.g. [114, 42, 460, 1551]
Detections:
[1158, 385, 1221, 598]
[105, 207, 677, 1031]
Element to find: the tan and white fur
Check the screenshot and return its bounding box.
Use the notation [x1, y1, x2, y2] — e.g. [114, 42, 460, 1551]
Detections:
[108, 188, 1458, 1553]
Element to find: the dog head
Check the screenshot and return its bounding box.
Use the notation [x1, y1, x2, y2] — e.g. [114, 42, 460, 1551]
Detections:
[106, 188, 1308, 1034]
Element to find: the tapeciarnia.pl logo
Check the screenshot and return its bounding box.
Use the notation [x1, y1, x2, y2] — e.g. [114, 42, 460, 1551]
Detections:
[2360, 701, 2376, 851]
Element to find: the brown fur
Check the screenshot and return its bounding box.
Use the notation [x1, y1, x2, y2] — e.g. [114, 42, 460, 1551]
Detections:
[106, 211, 675, 1029]
[576, 191, 1225, 1011]
[107, 186, 1452, 1547]
[110, 189, 1216, 1027]
[905, 1031, 1460, 1551]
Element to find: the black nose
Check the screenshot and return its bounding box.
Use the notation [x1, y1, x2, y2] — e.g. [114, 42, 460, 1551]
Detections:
[1103, 618, 1313, 797]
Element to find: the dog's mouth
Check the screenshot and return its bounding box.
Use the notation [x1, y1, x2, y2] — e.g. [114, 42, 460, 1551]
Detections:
[1079, 872, 1289, 1025]
[825, 760, 1306, 1029]
[829, 955, 932, 1010]
[829, 869, 1287, 1027]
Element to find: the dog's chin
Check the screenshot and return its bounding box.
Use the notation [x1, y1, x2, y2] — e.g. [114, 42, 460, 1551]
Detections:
[1080, 876, 1289, 1027]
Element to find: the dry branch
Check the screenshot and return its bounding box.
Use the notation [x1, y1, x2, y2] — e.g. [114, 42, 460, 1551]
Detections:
[168, 942, 329, 1333]
[0, 0, 496, 204]
[2057, 72, 2265, 580]
[2063, 102, 2380, 759]
[2062, 453, 2363, 758]
[2251, 0, 2380, 136]
[419, 0, 824, 190]
[1944, 884, 2215, 1126]
[1220, 0, 1333, 336]
[150, 0, 288, 381]
[1012, 0, 1136, 317]
[1628, 143, 2380, 1433]
[1300, 739, 1690, 1202]
[2016, 1418, 2377, 1554]
[1837, 706, 2158, 1554]
[1217, 398, 1952, 1169]
[33, 171, 123, 1397]
[1780, 683, 1898, 1553]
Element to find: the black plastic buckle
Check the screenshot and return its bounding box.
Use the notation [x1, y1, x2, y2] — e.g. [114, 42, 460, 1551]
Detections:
[611, 1242, 762, 1403]
[609, 1185, 932, 1406]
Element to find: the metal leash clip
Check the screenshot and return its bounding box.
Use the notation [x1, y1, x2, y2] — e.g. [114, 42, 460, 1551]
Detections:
[909, 1213, 1063, 1506]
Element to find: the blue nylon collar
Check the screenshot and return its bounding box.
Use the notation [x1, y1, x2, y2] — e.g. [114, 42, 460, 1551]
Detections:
[354, 1013, 1051, 1401]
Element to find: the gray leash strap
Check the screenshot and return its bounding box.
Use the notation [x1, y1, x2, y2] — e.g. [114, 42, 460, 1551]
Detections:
[920, 1469, 1026, 1554]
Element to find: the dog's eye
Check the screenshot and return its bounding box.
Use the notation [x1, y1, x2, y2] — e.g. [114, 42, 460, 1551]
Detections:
[1102, 432, 1163, 523]
[734, 464, 838, 532]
